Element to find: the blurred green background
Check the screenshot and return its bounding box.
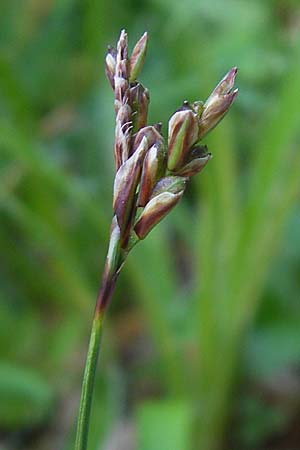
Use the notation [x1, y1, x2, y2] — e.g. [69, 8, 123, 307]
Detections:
[1, 0, 300, 449]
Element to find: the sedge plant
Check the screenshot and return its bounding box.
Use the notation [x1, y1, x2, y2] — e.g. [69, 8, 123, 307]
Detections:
[74, 29, 238, 450]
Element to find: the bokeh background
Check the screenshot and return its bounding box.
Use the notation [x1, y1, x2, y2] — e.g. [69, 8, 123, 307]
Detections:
[1, 0, 300, 449]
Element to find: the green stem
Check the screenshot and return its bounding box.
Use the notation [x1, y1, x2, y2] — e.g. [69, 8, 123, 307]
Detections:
[75, 308, 104, 450]
[75, 217, 122, 450]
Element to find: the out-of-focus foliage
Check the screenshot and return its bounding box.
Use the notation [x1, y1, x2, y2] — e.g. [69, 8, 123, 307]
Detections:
[0, 0, 300, 449]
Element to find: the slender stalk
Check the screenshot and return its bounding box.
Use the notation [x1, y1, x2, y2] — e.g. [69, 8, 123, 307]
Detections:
[74, 307, 104, 450]
[75, 217, 122, 450]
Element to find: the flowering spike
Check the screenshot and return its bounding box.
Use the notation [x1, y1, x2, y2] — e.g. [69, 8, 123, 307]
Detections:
[198, 67, 238, 139]
[129, 32, 148, 82]
[75, 31, 239, 450]
[133, 125, 164, 153]
[137, 143, 166, 207]
[114, 105, 132, 169]
[167, 108, 199, 172]
[130, 83, 149, 132]
[103, 31, 238, 245]
[134, 191, 183, 239]
[151, 175, 188, 198]
[208, 67, 238, 98]
[135, 175, 188, 239]
[113, 136, 148, 236]
[175, 153, 212, 177]
[105, 46, 117, 89]
[112, 30, 133, 170]
[117, 30, 128, 63]
[114, 30, 129, 111]
[172, 145, 211, 176]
